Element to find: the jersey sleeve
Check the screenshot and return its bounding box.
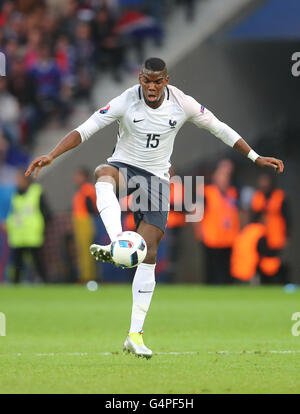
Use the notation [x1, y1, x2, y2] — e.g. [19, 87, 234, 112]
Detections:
[74, 91, 128, 142]
[183, 94, 242, 147]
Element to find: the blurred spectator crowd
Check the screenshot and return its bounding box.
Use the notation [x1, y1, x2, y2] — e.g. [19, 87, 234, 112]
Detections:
[0, 158, 292, 286]
[0, 0, 196, 155]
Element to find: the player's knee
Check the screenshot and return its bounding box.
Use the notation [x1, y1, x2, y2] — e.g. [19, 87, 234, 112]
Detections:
[94, 164, 108, 180]
[144, 244, 158, 264]
[94, 164, 117, 186]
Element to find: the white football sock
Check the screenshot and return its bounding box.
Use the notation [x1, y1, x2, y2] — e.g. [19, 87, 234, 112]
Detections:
[95, 181, 122, 242]
[129, 263, 156, 333]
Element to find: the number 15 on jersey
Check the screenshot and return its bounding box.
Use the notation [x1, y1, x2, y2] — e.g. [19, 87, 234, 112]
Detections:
[146, 134, 160, 148]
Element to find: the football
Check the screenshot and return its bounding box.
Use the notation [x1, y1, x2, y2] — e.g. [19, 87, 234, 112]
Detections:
[111, 231, 147, 268]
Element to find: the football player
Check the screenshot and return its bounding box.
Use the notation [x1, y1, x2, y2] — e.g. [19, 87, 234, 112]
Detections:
[25, 57, 284, 358]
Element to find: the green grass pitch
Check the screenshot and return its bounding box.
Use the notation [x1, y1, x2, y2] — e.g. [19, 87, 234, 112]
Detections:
[0, 284, 300, 394]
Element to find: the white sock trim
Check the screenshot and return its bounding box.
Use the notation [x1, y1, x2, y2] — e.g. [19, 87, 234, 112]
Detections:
[138, 263, 156, 270]
[95, 181, 114, 190]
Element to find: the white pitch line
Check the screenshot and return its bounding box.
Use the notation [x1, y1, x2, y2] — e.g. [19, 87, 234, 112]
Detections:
[208, 350, 300, 355]
[0, 351, 199, 357]
[0, 350, 299, 357]
[156, 352, 198, 355]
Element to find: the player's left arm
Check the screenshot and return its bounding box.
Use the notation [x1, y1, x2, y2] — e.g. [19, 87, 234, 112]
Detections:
[233, 138, 284, 174]
[184, 96, 284, 174]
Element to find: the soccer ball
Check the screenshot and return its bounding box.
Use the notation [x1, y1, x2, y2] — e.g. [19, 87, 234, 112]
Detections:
[111, 231, 147, 268]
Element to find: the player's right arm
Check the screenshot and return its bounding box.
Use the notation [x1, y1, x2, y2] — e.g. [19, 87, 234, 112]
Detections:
[25, 130, 82, 178]
[25, 90, 129, 178]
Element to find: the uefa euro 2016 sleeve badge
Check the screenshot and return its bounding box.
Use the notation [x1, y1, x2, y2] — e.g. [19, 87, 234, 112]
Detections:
[99, 104, 110, 114]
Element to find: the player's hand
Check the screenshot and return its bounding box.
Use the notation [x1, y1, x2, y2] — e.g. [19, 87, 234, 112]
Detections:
[255, 156, 284, 174]
[25, 155, 53, 179]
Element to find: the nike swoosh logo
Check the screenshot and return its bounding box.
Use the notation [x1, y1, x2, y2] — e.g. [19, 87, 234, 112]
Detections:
[138, 290, 153, 293]
[133, 119, 144, 123]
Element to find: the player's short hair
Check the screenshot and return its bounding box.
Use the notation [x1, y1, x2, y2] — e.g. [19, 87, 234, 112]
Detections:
[143, 57, 167, 72]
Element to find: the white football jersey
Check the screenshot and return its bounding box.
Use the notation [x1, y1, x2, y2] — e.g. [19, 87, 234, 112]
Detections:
[75, 84, 242, 180]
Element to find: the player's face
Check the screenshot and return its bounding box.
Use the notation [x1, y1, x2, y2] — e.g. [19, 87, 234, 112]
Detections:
[139, 70, 169, 105]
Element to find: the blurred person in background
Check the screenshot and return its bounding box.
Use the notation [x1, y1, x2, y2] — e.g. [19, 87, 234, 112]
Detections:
[0, 132, 17, 187]
[166, 167, 186, 282]
[73, 21, 97, 100]
[28, 43, 71, 125]
[24, 2, 47, 33]
[0, 0, 15, 17]
[41, 6, 59, 40]
[6, 170, 51, 283]
[23, 28, 43, 71]
[55, 34, 77, 86]
[249, 172, 291, 283]
[114, 5, 164, 66]
[230, 211, 285, 284]
[0, 77, 21, 145]
[0, 134, 17, 281]
[72, 167, 98, 283]
[17, 0, 44, 14]
[194, 159, 240, 284]
[59, 0, 79, 39]
[7, 57, 39, 146]
[143, 0, 165, 26]
[92, 6, 125, 83]
[3, 37, 20, 72]
[238, 183, 255, 229]
[0, 77, 30, 167]
[0, 0, 16, 31]
[175, 0, 196, 21]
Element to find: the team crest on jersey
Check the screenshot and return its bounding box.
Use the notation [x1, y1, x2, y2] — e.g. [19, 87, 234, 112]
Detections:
[169, 119, 177, 129]
[200, 105, 205, 113]
[99, 104, 110, 114]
